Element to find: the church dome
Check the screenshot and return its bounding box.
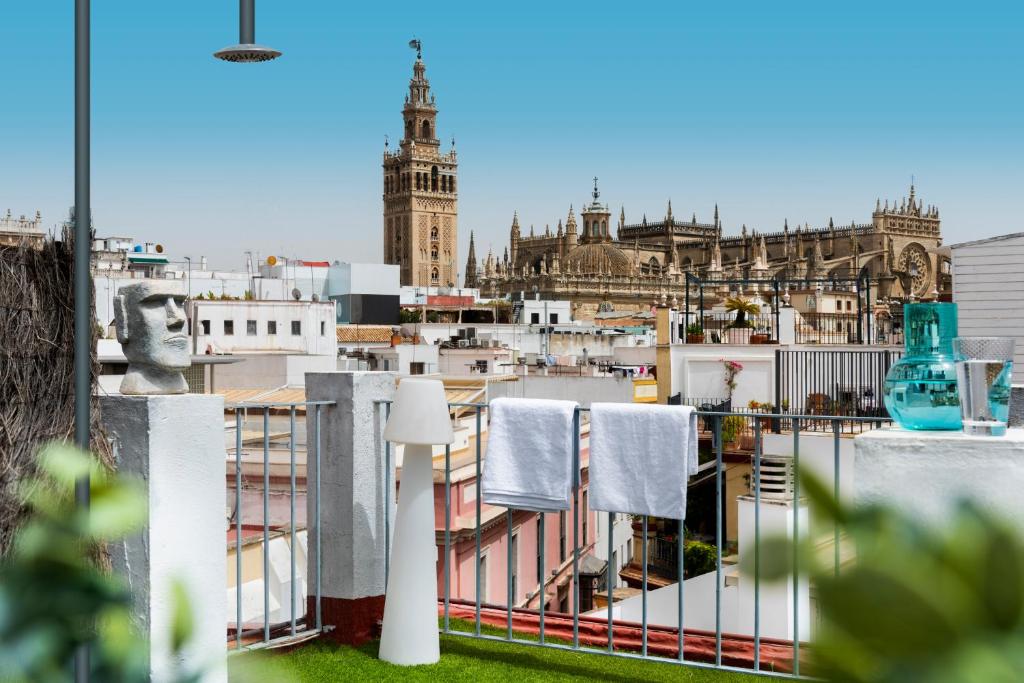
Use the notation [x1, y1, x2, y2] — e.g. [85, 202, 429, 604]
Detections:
[565, 242, 633, 276]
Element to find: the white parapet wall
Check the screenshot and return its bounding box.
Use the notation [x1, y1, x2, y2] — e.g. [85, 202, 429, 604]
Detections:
[855, 427, 1024, 527]
[101, 394, 226, 683]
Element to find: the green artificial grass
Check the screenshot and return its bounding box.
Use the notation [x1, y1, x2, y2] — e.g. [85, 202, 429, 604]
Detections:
[231, 620, 758, 682]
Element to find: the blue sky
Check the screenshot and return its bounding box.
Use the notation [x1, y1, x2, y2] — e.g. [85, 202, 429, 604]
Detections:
[2, 1, 1022, 272]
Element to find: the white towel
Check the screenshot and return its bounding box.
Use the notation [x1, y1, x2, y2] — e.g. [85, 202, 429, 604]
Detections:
[588, 403, 699, 519]
[481, 398, 578, 511]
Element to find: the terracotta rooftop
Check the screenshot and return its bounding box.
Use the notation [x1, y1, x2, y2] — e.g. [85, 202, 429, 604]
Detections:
[336, 325, 395, 343]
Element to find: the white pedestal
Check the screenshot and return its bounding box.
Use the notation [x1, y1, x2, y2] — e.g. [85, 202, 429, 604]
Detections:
[101, 394, 226, 683]
[378, 444, 440, 665]
[854, 427, 1024, 527]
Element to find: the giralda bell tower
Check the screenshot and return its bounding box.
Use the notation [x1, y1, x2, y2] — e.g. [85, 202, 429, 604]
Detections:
[382, 40, 458, 287]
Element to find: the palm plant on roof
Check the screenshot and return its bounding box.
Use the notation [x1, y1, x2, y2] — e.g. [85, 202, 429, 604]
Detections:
[725, 296, 760, 329]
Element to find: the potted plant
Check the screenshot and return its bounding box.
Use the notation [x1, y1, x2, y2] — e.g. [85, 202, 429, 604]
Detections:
[721, 414, 747, 450]
[725, 296, 760, 343]
[685, 323, 705, 344]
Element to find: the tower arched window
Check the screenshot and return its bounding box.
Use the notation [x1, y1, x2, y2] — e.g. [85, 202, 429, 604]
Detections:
[405, 120, 413, 138]
[431, 246, 439, 260]
[449, 176, 455, 193]
[422, 120, 432, 139]
[441, 175, 447, 192]
[414, 173, 421, 190]
[602, 221, 607, 236]
[431, 267, 439, 283]
[431, 166, 439, 192]
[431, 226, 439, 241]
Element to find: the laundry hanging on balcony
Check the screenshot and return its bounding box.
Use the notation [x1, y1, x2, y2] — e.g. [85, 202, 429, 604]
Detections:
[588, 403, 698, 519]
[481, 397, 578, 511]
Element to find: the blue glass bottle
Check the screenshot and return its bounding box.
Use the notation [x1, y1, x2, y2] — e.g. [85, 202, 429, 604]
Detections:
[883, 302, 962, 430]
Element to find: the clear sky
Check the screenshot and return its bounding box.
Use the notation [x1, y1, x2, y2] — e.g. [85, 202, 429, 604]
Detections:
[2, 1, 1022, 272]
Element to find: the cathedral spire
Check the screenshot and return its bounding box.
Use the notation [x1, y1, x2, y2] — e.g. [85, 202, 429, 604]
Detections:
[666, 199, 673, 223]
[464, 231, 478, 288]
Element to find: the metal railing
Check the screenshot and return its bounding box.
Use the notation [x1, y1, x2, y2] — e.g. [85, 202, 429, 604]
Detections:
[226, 399, 332, 650]
[693, 312, 776, 344]
[377, 399, 888, 677]
[794, 312, 859, 345]
[776, 349, 901, 433]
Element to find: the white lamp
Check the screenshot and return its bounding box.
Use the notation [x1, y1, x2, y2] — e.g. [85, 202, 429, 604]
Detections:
[378, 378, 454, 666]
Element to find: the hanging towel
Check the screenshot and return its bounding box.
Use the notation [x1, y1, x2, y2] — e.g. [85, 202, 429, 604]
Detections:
[481, 398, 578, 511]
[588, 403, 699, 519]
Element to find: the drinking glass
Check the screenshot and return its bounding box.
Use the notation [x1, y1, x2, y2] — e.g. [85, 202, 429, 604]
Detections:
[953, 337, 1015, 436]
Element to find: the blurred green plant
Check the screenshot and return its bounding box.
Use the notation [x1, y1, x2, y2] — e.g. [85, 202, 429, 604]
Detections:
[0, 445, 206, 682]
[752, 471, 1024, 683]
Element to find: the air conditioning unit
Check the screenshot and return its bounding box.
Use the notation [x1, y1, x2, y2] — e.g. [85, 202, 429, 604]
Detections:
[457, 339, 469, 348]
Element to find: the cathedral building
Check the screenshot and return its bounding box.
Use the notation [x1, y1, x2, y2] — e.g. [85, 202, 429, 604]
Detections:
[383, 42, 458, 287]
[473, 179, 946, 319]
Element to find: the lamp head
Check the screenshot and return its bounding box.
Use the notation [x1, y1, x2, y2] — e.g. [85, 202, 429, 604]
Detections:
[214, 44, 282, 63]
[384, 379, 455, 446]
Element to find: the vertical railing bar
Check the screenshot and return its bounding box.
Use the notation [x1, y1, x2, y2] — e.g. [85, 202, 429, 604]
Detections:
[677, 513, 684, 662]
[571, 408, 581, 649]
[444, 443, 451, 632]
[289, 406, 297, 636]
[714, 415, 723, 667]
[262, 409, 270, 644]
[606, 510, 614, 653]
[235, 410, 243, 649]
[754, 419, 762, 671]
[384, 402, 391, 588]
[539, 512, 546, 644]
[834, 419, 841, 577]
[641, 515, 648, 657]
[314, 405, 322, 631]
[793, 418, 801, 678]
[475, 407, 483, 637]
[506, 508, 513, 641]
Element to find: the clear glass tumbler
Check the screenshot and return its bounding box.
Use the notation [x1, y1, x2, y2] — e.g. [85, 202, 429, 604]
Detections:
[953, 337, 1015, 436]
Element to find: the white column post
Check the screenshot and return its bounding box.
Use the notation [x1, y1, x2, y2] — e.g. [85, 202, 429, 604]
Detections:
[305, 371, 396, 644]
[101, 394, 226, 683]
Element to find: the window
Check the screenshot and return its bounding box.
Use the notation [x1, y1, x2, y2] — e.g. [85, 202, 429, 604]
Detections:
[449, 176, 456, 193]
[246, 320, 257, 336]
[511, 533, 519, 603]
[320, 321, 326, 336]
[530, 312, 540, 324]
[431, 246, 439, 260]
[200, 320, 210, 335]
[291, 320, 301, 335]
[431, 165, 438, 191]
[223, 320, 234, 335]
[431, 267, 439, 283]
[582, 491, 588, 544]
[410, 362, 425, 375]
[415, 173, 421, 190]
[549, 313, 559, 324]
[478, 553, 488, 604]
[846, 300, 853, 311]
[430, 226, 439, 241]
[474, 359, 488, 373]
[559, 510, 567, 563]
[422, 119, 432, 139]
[267, 320, 277, 335]
[536, 517, 543, 586]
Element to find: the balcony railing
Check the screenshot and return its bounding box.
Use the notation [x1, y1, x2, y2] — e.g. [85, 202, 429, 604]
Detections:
[376, 399, 887, 676]
[226, 399, 333, 650]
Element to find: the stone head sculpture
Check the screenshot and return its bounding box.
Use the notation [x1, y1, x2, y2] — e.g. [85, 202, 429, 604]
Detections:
[114, 281, 191, 395]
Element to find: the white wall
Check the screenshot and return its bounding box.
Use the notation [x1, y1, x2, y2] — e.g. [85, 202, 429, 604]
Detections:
[952, 233, 1024, 384]
[520, 299, 573, 325]
[486, 374, 634, 407]
[439, 348, 515, 376]
[670, 345, 776, 405]
[211, 354, 337, 390]
[325, 263, 400, 297]
[593, 513, 633, 590]
[191, 300, 336, 356]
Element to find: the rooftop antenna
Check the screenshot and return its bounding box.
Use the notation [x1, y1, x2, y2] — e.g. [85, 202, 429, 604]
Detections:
[214, 0, 282, 62]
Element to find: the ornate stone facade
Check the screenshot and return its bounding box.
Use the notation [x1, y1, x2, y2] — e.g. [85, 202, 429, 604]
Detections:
[478, 181, 947, 319]
[382, 44, 458, 287]
[0, 209, 44, 249]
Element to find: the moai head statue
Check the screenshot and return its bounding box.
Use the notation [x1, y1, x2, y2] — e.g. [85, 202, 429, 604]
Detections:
[114, 281, 191, 395]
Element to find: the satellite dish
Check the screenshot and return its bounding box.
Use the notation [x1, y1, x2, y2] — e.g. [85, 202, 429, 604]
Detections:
[155, 244, 164, 253]
[266, 255, 278, 266]
[292, 288, 302, 301]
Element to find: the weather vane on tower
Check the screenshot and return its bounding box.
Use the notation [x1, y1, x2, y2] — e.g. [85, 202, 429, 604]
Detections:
[409, 38, 422, 59]
[593, 177, 600, 202]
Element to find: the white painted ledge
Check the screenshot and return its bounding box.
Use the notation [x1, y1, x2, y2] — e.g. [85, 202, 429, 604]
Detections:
[854, 426, 1024, 527]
